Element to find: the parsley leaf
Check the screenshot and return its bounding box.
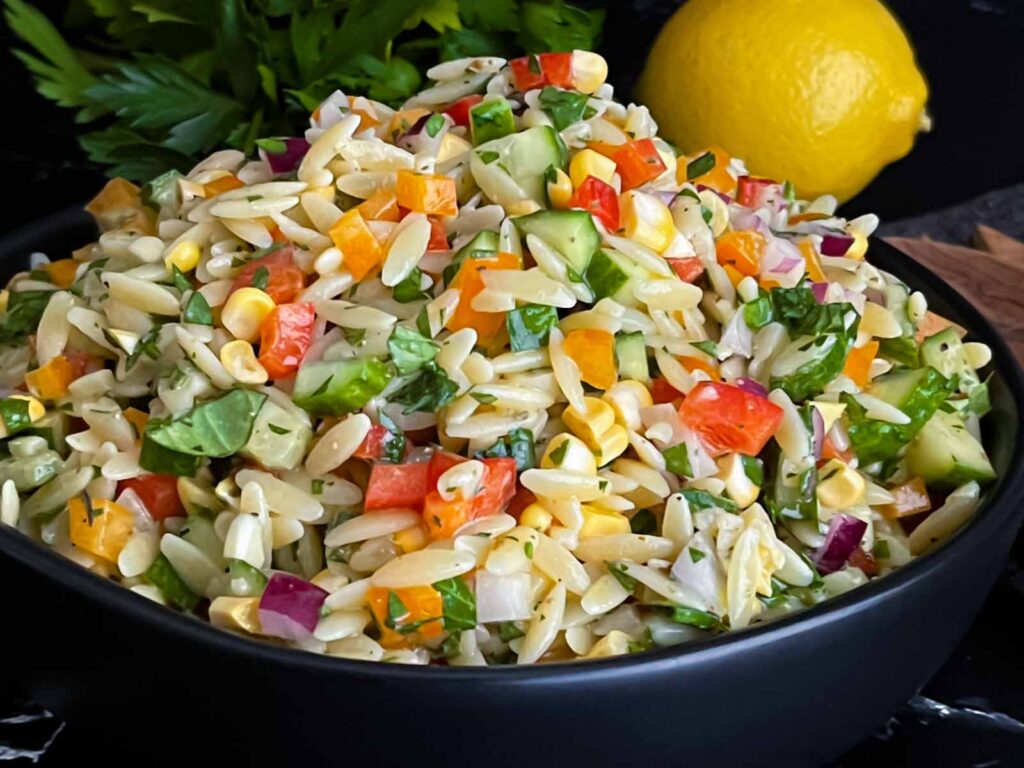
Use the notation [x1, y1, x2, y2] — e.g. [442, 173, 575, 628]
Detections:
[390, 361, 458, 414]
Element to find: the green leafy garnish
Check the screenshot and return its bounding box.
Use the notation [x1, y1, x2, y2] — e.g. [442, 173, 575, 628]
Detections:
[685, 152, 715, 180]
[497, 621, 525, 642]
[126, 326, 163, 370]
[629, 509, 657, 535]
[878, 336, 920, 368]
[606, 561, 637, 591]
[388, 326, 439, 375]
[145, 553, 201, 611]
[433, 576, 476, 631]
[390, 361, 458, 414]
[662, 443, 693, 478]
[182, 291, 214, 325]
[506, 304, 558, 352]
[0, 398, 33, 435]
[145, 389, 267, 458]
[251, 266, 270, 292]
[679, 489, 739, 514]
[538, 86, 589, 131]
[392, 268, 429, 303]
[476, 427, 536, 471]
[669, 605, 724, 631]
[0, 290, 54, 345]
[688, 547, 706, 564]
[547, 439, 570, 466]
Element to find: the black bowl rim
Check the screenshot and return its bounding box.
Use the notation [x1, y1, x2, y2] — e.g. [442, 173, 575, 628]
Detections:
[2, 206, 1023, 684]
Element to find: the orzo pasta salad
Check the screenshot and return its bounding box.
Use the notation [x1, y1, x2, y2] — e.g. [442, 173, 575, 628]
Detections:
[0, 52, 997, 665]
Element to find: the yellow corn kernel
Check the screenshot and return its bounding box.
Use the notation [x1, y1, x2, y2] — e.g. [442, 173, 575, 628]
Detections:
[506, 199, 542, 217]
[311, 568, 349, 592]
[816, 460, 867, 509]
[562, 396, 616, 446]
[591, 423, 629, 466]
[716, 453, 760, 509]
[165, 240, 201, 273]
[602, 380, 653, 431]
[219, 339, 269, 385]
[307, 186, 336, 203]
[221, 287, 275, 342]
[394, 523, 429, 554]
[546, 167, 574, 209]
[437, 132, 472, 165]
[619, 191, 675, 253]
[810, 401, 846, 432]
[846, 230, 868, 260]
[520, 503, 554, 533]
[541, 433, 597, 476]
[0, 394, 45, 438]
[580, 505, 631, 538]
[571, 50, 609, 95]
[209, 596, 263, 634]
[569, 149, 617, 189]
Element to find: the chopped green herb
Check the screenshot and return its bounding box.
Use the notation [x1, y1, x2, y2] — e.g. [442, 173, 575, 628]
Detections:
[607, 561, 637, 591]
[182, 291, 213, 325]
[688, 547, 706, 564]
[251, 266, 270, 291]
[662, 443, 693, 478]
[425, 112, 446, 138]
[433, 576, 476, 631]
[547, 439, 569, 467]
[267, 423, 291, 436]
[471, 391, 497, 404]
[475, 428, 536, 471]
[686, 151, 716, 180]
[629, 509, 657, 535]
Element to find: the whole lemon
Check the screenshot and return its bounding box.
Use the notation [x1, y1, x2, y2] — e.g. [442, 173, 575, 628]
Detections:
[636, 0, 929, 202]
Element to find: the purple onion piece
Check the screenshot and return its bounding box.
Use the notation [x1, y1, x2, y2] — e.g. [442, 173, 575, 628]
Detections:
[811, 282, 829, 304]
[810, 405, 824, 461]
[258, 572, 328, 642]
[734, 377, 769, 399]
[695, 184, 733, 205]
[820, 232, 855, 256]
[395, 113, 433, 152]
[814, 514, 868, 575]
[260, 138, 310, 175]
[652, 190, 678, 207]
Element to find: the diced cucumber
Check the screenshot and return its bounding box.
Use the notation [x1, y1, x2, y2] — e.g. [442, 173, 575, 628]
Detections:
[469, 126, 567, 209]
[24, 412, 69, 455]
[884, 281, 915, 337]
[443, 229, 500, 286]
[514, 209, 601, 277]
[0, 446, 63, 492]
[920, 328, 981, 396]
[469, 97, 516, 145]
[869, 367, 931, 407]
[229, 559, 268, 597]
[180, 514, 227, 569]
[242, 398, 313, 471]
[906, 409, 996, 487]
[615, 331, 649, 383]
[145, 553, 201, 611]
[585, 249, 648, 307]
[293, 359, 392, 417]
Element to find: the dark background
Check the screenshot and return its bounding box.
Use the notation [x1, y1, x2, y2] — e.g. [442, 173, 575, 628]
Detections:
[2, 1, 1023, 766]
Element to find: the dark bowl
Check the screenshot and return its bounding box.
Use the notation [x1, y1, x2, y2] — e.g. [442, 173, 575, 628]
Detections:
[2, 208, 1022, 768]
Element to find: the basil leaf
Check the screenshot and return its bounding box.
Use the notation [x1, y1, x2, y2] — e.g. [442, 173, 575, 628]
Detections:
[182, 291, 213, 325]
[770, 313, 860, 403]
[251, 266, 270, 291]
[670, 605, 724, 630]
[547, 439, 569, 466]
[662, 443, 693, 478]
[764, 443, 817, 522]
[171, 266, 192, 292]
[478, 150, 500, 164]
[0, 290, 54, 345]
[691, 340, 718, 357]
[146, 389, 267, 457]
[878, 335, 920, 368]
[506, 303, 558, 352]
[771, 287, 852, 336]
[392, 268, 428, 303]
[255, 138, 287, 154]
[139, 432, 202, 477]
[741, 455, 764, 486]
[538, 86, 589, 131]
[475, 427, 536, 471]
[686, 152, 715, 180]
[688, 547, 706, 564]
[743, 295, 774, 330]
[388, 325, 439, 375]
[433, 576, 476, 631]
[629, 508, 657, 535]
[497, 621, 525, 642]
[606, 560, 637, 591]
[415, 305, 432, 338]
[145, 553, 200, 611]
[390, 361, 458, 414]
[679, 489, 739, 514]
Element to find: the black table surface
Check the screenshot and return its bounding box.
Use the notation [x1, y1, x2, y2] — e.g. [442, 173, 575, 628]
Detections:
[2, 1, 1023, 765]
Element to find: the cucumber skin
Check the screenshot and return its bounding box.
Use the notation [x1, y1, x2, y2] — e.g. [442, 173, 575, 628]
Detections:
[514, 209, 601, 276]
[906, 409, 995, 488]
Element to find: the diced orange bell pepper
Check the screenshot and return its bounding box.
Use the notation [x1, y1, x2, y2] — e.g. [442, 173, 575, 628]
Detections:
[348, 95, 381, 131]
[395, 171, 458, 217]
[367, 584, 445, 649]
[204, 174, 245, 198]
[446, 251, 520, 337]
[821, 435, 854, 463]
[24, 355, 77, 400]
[84, 178, 153, 233]
[788, 211, 831, 224]
[721, 263, 746, 288]
[881, 477, 932, 519]
[329, 209, 384, 282]
[799, 240, 827, 283]
[612, 139, 667, 191]
[422, 490, 475, 541]
[43, 259, 80, 289]
[679, 355, 720, 380]
[68, 497, 135, 563]
[679, 145, 737, 196]
[269, 225, 289, 244]
[716, 231, 765, 277]
[563, 329, 617, 390]
[842, 340, 879, 388]
[586, 141, 624, 160]
[124, 407, 149, 441]
[358, 190, 401, 222]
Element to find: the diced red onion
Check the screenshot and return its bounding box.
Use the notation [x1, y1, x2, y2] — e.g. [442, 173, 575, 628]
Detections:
[820, 232, 855, 256]
[695, 184, 733, 204]
[259, 138, 310, 175]
[811, 282, 829, 304]
[729, 208, 766, 233]
[396, 113, 450, 155]
[810, 406, 824, 460]
[760, 237, 805, 287]
[395, 113, 432, 150]
[258, 572, 328, 642]
[814, 515, 868, 575]
[734, 377, 769, 398]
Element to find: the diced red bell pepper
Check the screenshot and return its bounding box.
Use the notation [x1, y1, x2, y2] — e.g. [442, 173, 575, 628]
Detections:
[258, 302, 315, 380]
[506, 486, 536, 520]
[678, 381, 784, 457]
[736, 176, 784, 209]
[650, 377, 683, 405]
[847, 547, 879, 576]
[475, 458, 518, 515]
[509, 52, 574, 91]
[569, 176, 619, 231]
[423, 491, 475, 540]
[118, 475, 184, 521]
[444, 95, 484, 127]
[667, 256, 705, 283]
[354, 424, 397, 461]
[231, 246, 306, 304]
[364, 463, 431, 510]
[427, 216, 449, 251]
[612, 139, 666, 190]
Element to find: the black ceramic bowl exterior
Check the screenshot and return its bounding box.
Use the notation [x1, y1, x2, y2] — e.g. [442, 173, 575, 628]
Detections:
[1, 210, 1022, 768]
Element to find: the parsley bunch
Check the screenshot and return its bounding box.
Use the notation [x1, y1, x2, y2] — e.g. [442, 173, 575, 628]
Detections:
[4, 0, 604, 181]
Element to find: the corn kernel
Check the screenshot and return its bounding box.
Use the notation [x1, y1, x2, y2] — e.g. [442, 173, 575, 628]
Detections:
[591, 423, 629, 466]
[165, 240, 200, 273]
[394, 523, 429, 554]
[620, 191, 675, 253]
[219, 339, 269, 385]
[221, 287, 276, 342]
[562, 397, 616, 446]
[437, 132, 472, 165]
[602, 380, 653, 431]
[541, 433, 597, 476]
[572, 50, 608, 95]
[520, 503, 554, 533]
[547, 168, 574, 209]
[505, 199, 542, 216]
[580, 505, 631, 538]
[716, 453, 760, 509]
[816, 460, 866, 509]
[209, 596, 262, 634]
[810, 401, 846, 432]
[569, 149, 617, 189]
[846, 230, 868, 260]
